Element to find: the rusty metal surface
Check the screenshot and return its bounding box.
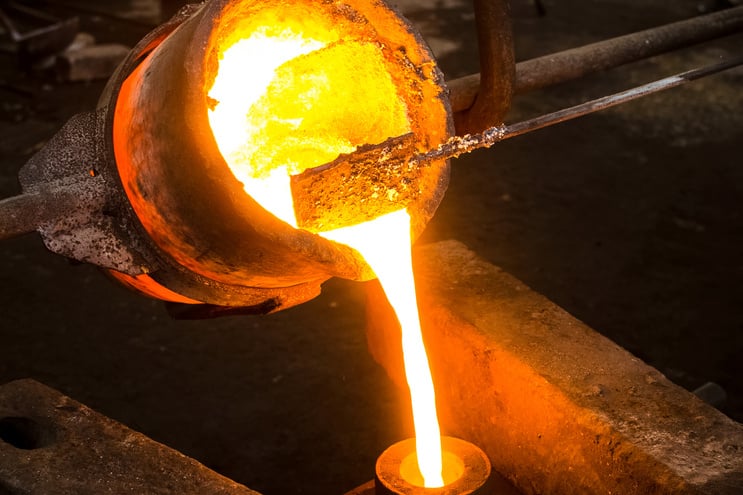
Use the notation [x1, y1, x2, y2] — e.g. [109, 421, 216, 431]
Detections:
[0, 379, 262, 495]
[453, 0, 514, 134]
[448, 5, 743, 112]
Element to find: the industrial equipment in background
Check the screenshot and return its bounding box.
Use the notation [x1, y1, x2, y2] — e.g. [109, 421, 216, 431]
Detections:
[0, 1, 741, 317]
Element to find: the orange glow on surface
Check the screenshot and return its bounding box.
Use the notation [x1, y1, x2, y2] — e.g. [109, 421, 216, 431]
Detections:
[206, 17, 444, 488]
[320, 210, 444, 487]
[107, 271, 200, 304]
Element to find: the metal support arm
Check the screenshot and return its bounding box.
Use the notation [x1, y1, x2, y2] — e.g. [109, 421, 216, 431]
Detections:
[449, 5, 743, 114]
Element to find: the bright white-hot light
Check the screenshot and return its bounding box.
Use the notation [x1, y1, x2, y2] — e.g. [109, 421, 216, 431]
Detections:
[207, 26, 410, 230]
[242, 165, 296, 228]
[207, 28, 326, 227]
[321, 210, 445, 488]
[208, 29, 325, 156]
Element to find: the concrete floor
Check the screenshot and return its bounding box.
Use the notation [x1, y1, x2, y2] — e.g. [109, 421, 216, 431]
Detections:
[0, 1, 741, 494]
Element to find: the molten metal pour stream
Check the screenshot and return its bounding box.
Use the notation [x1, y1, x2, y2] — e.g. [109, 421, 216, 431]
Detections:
[320, 211, 445, 487]
[321, 213, 493, 494]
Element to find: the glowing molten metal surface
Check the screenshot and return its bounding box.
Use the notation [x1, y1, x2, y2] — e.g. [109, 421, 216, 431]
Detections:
[207, 22, 444, 487]
[207, 25, 411, 229]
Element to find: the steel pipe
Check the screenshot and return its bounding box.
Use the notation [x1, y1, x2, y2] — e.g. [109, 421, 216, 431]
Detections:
[448, 5, 743, 112]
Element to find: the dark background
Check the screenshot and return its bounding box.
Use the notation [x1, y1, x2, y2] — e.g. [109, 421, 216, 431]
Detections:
[1, 1, 741, 494]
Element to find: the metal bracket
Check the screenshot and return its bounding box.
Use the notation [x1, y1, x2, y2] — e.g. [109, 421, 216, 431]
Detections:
[453, 0, 515, 134]
[13, 111, 157, 276]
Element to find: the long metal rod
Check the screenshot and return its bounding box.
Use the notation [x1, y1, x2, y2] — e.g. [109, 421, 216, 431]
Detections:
[292, 54, 742, 216]
[448, 5, 743, 113]
[421, 55, 743, 163]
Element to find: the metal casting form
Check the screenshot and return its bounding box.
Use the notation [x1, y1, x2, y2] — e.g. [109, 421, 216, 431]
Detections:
[1, 1, 742, 312]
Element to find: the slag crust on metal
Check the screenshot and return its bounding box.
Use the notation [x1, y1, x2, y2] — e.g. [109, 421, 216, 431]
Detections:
[291, 133, 420, 232]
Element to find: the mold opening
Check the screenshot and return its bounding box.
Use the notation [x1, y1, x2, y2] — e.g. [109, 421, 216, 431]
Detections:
[0, 416, 55, 450]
